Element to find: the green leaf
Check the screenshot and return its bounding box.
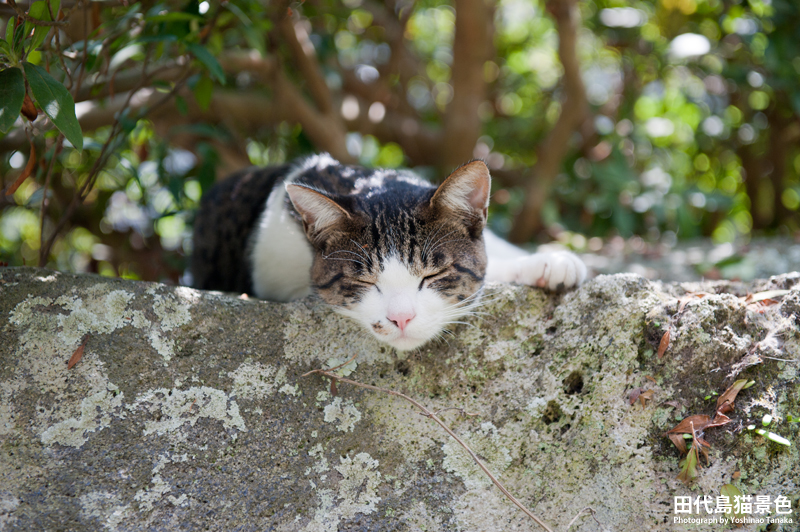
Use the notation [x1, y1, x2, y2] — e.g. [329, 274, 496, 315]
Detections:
[676, 442, 699, 485]
[26, 0, 61, 52]
[118, 108, 138, 134]
[136, 34, 179, 44]
[175, 94, 188, 116]
[5, 17, 14, 47]
[193, 75, 213, 111]
[146, 12, 202, 23]
[763, 431, 792, 446]
[12, 18, 25, 55]
[0, 39, 13, 61]
[186, 43, 225, 85]
[23, 62, 83, 150]
[0, 67, 25, 133]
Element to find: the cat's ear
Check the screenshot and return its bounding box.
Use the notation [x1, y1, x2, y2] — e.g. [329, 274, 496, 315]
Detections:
[431, 160, 491, 220]
[286, 184, 351, 238]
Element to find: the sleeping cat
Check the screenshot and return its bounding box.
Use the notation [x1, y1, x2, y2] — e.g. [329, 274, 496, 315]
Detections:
[191, 154, 586, 351]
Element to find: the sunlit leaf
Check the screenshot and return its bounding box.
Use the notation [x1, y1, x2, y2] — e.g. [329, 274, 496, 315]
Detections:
[764, 432, 791, 446]
[0, 67, 25, 133]
[23, 62, 83, 150]
[26, 0, 61, 51]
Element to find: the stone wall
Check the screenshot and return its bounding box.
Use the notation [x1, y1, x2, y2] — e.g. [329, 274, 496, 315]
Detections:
[0, 267, 798, 531]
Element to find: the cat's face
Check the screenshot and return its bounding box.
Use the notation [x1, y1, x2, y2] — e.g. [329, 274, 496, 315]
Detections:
[287, 161, 490, 351]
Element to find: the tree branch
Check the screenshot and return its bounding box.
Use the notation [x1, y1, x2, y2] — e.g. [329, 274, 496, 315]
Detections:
[272, 69, 356, 163]
[279, 15, 333, 114]
[441, 0, 493, 172]
[508, 0, 591, 243]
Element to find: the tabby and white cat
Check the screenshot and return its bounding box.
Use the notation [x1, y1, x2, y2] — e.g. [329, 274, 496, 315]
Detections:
[192, 154, 586, 351]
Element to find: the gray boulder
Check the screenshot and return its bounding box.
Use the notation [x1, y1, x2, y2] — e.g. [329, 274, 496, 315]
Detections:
[0, 267, 798, 531]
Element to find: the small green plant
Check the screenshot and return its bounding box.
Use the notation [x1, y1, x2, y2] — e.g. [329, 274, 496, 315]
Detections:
[747, 414, 792, 447]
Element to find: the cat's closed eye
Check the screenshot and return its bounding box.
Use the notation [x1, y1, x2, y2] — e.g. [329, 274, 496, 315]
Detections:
[418, 269, 449, 290]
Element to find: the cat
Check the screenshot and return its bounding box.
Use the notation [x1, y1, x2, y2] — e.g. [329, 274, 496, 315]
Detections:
[191, 154, 586, 351]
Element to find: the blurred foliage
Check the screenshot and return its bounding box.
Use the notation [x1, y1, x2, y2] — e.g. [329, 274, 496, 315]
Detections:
[1, 0, 799, 284]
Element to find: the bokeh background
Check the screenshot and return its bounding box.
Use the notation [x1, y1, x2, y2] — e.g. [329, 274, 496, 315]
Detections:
[1, 0, 799, 285]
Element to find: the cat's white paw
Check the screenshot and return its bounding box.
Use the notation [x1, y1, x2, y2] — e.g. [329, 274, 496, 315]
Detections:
[514, 251, 587, 290]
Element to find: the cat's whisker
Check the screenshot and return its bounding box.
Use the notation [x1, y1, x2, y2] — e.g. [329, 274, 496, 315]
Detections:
[347, 239, 375, 269]
[440, 291, 486, 313]
[325, 249, 370, 263]
[423, 229, 462, 261]
[443, 320, 475, 327]
[430, 331, 452, 349]
[322, 256, 369, 269]
[422, 223, 445, 249]
[425, 231, 464, 257]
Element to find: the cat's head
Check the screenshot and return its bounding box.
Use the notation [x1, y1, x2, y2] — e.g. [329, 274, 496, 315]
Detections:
[286, 161, 490, 351]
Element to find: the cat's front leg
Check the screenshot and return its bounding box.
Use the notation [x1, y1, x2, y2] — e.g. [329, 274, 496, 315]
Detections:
[483, 230, 587, 290]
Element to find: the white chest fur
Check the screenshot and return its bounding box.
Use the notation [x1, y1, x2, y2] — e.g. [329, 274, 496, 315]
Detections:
[249, 182, 314, 301]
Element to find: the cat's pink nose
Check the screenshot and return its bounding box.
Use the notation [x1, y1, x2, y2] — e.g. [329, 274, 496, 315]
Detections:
[388, 312, 416, 331]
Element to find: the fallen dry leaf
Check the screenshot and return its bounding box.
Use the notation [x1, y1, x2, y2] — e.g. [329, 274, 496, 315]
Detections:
[68, 335, 90, 369]
[716, 379, 748, 415]
[639, 390, 655, 409]
[668, 414, 712, 435]
[645, 375, 657, 384]
[657, 329, 670, 359]
[707, 413, 731, 428]
[669, 433, 687, 454]
[697, 439, 710, 464]
[745, 289, 790, 303]
[629, 387, 641, 405]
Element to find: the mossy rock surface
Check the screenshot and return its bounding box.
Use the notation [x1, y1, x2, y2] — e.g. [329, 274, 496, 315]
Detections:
[0, 267, 798, 531]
